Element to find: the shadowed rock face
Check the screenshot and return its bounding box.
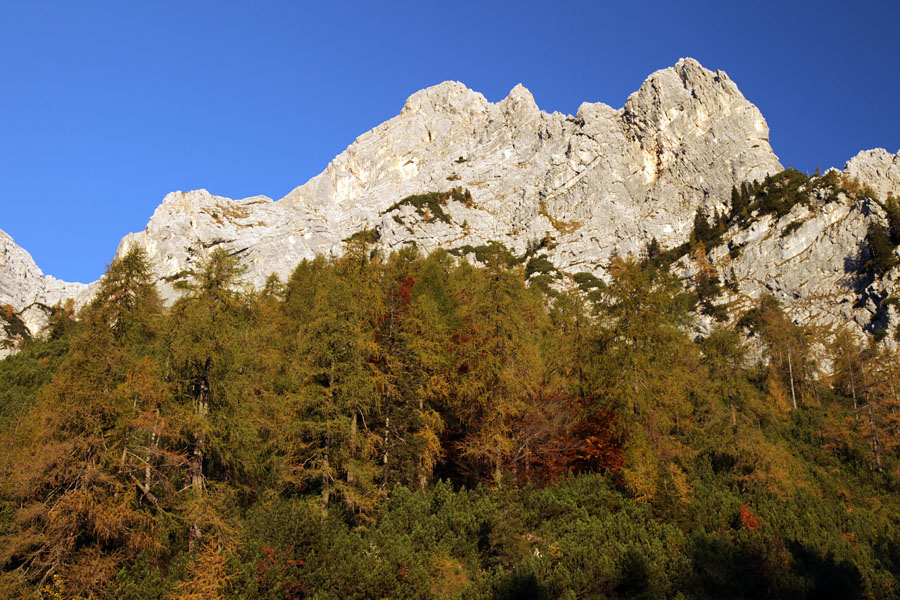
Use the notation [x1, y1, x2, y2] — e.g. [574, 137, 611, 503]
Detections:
[714, 148, 900, 339]
[2, 58, 898, 344]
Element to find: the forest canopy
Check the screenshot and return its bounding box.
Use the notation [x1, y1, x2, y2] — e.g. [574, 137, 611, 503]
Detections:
[0, 243, 898, 599]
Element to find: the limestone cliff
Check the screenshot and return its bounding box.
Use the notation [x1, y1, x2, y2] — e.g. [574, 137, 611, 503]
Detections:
[0, 229, 93, 353]
[115, 58, 782, 302]
[1, 57, 898, 348]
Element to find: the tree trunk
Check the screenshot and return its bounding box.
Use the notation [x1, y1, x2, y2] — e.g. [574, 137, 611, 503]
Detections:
[866, 401, 883, 472]
[860, 367, 884, 473]
[321, 454, 331, 508]
[383, 416, 389, 466]
[146, 408, 160, 493]
[787, 342, 797, 410]
[348, 412, 358, 483]
[849, 365, 859, 422]
[730, 399, 737, 433]
[189, 366, 210, 550]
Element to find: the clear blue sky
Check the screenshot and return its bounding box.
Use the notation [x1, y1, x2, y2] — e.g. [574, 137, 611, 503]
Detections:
[2, 0, 898, 283]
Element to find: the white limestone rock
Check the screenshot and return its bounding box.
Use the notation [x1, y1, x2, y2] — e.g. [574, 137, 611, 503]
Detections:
[118, 58, 782, 305]
[19, 303, 53, 340]
[844, 148, 900, 200]
[0, 229, 92, 356]
[694, 157, 900, 341]
[0, 229, 48, 310]
[0, 228, 91, 313]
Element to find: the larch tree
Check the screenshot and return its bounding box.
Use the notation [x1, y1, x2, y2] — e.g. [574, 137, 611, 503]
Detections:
[0, 247, 165, 596]
[446, 255, 544, 482]
[374, 248, 451, 491]
[742, 294, 821, 412]
[287, 243, 386, 518]
[590, 256, 700, 502]
[164, 248, 258, 548]
[699, 325, 762, 433]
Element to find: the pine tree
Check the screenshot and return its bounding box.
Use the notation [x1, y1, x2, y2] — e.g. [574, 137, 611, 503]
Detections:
[883, 194, 900, 245]
[730, 185, 748, 221]
[866, 222, 898, 275]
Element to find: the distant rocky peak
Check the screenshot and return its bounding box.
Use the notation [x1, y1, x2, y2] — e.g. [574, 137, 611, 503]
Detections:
[625, 58, 762, 131]
[1, 228, 91, 309]
[844, 148, 900, 200]
[498, 83, 541, 121]
[400, 81, 489, 117]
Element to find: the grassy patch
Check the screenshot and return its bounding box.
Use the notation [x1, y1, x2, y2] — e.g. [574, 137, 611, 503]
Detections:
[539, 200, 581, 234]
[780, 219, 805, 239]
[383, 188, 473, 225]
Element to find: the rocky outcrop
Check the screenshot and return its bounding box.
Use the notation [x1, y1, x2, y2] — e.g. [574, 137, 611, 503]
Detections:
[844, 148, 900, 200]
[678, 150, 900, 341]
[1, 229, 50, 311]
[1, 229, 92, 311]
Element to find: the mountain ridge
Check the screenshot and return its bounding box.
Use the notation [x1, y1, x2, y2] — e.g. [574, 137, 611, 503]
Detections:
[2, 58, 898, 352]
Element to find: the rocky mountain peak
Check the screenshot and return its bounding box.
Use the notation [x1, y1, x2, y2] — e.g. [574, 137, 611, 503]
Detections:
[0, 229, 45, 310]
[114, 58, 787, 304]
[498, 83, 540, 122]
[0, 228, 92, 355]
[3, 58, 897, 349]
[400, 81, 489, 117]
[0, 229, 91, 312]
[844, 148, 900, 199]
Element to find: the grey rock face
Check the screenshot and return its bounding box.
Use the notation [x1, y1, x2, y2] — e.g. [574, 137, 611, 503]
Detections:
[118, 58, 783, 303]
[844, 148, 900, 200]
[679, 151, 900, 342]
[18, 303, 53, 340]
[707, 195, 872, 330]
[0, 228, 92, 312]
[1, 229, 49, 310]
[0, 228, 91, 354]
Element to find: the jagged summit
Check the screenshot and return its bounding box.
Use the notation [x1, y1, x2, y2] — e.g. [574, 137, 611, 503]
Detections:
[0, 56, 791, 312]
[2, 58, 898, 347]
[401, 81, 490, 117]
[844, 148, 900, 199]
[0, 228, 91, 312]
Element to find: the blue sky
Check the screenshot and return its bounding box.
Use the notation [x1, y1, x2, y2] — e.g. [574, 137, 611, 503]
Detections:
[2, 0, 898, 283]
